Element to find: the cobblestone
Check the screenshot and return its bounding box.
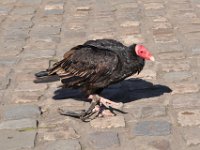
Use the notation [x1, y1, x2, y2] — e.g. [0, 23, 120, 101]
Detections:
[39, 127, 79, 141]
[177, 110, 200, 127]
[144, 3, 164, 10]
[87, 131, 120, 149]
[17, 0, 42, 5]
[140, 106, 166, 118]
[44, 2, 64, 15]
[149, 139, 170, 150]
[158, 52, 186, 60]
[3, 104, 41, 120]
[11, 6, 36, 15]
[160, 61, 190, 72]
[172, 94, 200, 108]
[90, 116, 125, 129]
[0, 130, 36, 150]
[35, 140, 81, 150]
[154, 34, 178, 43]
[121, 34, 145, 45]
[162, 71, 192, 82]
[182, 127, 200, 146]
[171, 83, 199, 94]
[15, 81, 47, 92]
[133, 121, 171, 136]
[0, 118, 37, 130]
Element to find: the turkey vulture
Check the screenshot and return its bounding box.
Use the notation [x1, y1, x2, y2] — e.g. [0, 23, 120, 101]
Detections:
[35, 39, 155, 121]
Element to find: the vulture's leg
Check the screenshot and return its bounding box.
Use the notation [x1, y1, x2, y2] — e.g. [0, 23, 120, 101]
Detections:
[88, 95, 123, 110]
[87, 94, 124, 117]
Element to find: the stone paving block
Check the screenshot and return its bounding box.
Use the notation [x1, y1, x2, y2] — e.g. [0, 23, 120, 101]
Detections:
[182, 127, 200, 146]
[22, 49, 55, 59]
[162, 71, 192, 82]
[0, 118, 37, 130]
[3, 104, 41, 120]
[177, 110, 200, 127]
[172, 94, 200, 108]
[31, 26, 61, 35]
[158, 52, 186, 60]
[184, 32, 200, 41]
[90, 116, 125, 128]
[192, 47, 200, 55]
[171, 83, 199, 94]
[35, 140, 81, 150]
[153, 16, 168, 22]
[133, 121, 171, 136]
[120, 21, 140, 27]
[114, 2, 138, 10]
[149, 139, 170, 150]
[44, 2, 64, 15]
[15, 81, 47, 92]
[30, 34, 61, 43]
[0, 0, 17, 4]
[133, 138, 171, 150]
[15, 72, 37, 81]
[3, 29, 29, 40]
[145, 9, 166, 17]
[119, 22, 141, 35]
[152, 22, 173, 35]
[154, 34, 178, 43]
[87, 131, 120, 149]
[144, 3, 164, 10]
[127, 105, 166, 119]
[157, 43, 183, 53]
[40, 128, 80, 141]
[0, 6, 12, 15]
[11, 6, 36, 15]
[34, 15, 63, 27]
[121, 34, 144, 45]
[160, 61, 190, 72]
[141, 106, 166, 118]
[16, 58, 49, 72]
[17, 0, 42, 5]
[0, 130, 36, 150]
[76, 6, 91, 11]
[5, 20, 33, 29]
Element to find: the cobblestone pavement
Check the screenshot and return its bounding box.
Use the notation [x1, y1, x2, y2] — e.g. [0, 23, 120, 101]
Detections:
[0, 0, 200, 150]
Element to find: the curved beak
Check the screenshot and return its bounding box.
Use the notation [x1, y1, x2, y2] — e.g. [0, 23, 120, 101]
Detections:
[149, 56, 155, 61]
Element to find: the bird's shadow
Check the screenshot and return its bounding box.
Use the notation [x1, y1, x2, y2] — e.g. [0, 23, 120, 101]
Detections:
[52, 78, 172, 103]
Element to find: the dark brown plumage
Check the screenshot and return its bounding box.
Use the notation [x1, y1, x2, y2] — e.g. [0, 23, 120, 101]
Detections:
[47, 39, 144, 95]
[35, 39, 154, 120]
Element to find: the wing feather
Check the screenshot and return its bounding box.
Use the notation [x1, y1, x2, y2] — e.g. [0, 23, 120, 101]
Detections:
[49, 44, 120, 88]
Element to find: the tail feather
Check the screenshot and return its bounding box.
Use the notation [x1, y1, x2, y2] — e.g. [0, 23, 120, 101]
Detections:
[34, 59, 65, 83]
[35, 70, 49, 78]
[34, 70, 59, 83]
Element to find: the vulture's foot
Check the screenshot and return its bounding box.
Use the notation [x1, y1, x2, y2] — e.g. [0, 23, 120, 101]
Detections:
[58, 100, 99, 122]
[58, 108, 85, 118]
[58, 95, 125, 122]
[88, 94, 123, 110]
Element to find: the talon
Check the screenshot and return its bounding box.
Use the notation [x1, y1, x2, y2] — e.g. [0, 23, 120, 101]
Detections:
[58, 108, 85, 118]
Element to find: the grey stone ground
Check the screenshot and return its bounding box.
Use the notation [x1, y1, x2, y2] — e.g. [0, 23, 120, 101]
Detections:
[0, 0, 200, 149]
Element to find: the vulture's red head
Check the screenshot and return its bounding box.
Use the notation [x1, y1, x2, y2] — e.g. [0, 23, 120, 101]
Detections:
[135, 45, 155, 61]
